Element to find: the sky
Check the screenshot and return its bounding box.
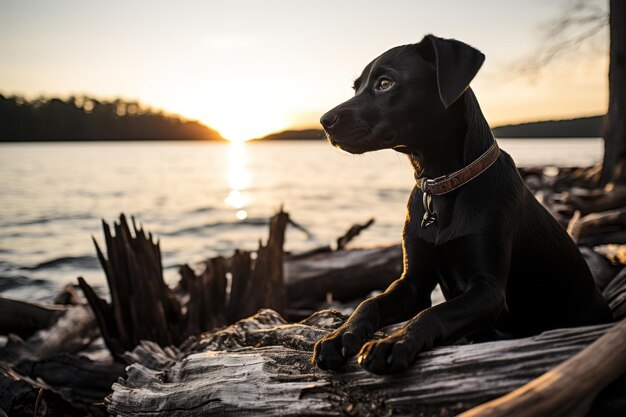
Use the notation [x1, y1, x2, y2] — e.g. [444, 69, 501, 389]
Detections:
[0, 0, 609, 141]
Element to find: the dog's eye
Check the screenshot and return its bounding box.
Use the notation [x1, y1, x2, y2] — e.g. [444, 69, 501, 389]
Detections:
[376, 78, 394, 91]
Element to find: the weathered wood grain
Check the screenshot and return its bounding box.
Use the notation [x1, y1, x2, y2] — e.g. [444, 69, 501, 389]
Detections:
[458, 318, 626, 417]
[78, 214, 185, 359]
[604, 267, 626, 319]
[107, 309, 619, 417]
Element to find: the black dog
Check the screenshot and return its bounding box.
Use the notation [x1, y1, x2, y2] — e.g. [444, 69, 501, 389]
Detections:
[313, 34, 612, 375]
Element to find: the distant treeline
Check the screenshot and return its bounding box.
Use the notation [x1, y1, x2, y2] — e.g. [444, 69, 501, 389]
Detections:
[256, 129, 326, 141]
[0, 94, 223, 141]
[257, 115, 605, 141]
[491, 116, 604, 138]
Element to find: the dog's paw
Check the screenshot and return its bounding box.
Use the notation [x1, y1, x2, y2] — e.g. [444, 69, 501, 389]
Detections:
[357, 335, 420, 375]
[312, 329, 364, 371]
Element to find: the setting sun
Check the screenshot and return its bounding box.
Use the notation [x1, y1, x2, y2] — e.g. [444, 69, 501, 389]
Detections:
[146, 88, 289, 142]
[160, 78, 292, 142]
[209, 106, 288, 142]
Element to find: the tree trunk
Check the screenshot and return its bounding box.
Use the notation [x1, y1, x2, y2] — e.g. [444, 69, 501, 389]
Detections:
[601, 0, 626, 185]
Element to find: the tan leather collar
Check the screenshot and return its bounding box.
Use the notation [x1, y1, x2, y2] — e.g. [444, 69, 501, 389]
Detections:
[416, 140, 500, 196]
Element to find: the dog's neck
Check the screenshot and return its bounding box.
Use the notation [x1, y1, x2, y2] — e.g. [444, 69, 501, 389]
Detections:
[408, 89, 494, 179]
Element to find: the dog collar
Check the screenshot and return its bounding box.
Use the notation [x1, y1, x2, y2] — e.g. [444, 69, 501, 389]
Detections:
[416, 140, 500, 228]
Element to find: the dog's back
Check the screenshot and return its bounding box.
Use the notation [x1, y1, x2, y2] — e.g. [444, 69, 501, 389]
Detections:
[506, 175, 612, 335]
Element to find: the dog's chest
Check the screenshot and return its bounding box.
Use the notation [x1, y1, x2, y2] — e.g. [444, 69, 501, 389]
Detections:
[433, 245, 475, 298]
[406, 190, 465, 245]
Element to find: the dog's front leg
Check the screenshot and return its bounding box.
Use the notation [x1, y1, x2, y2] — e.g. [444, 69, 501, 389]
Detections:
[312, 236, 436, 371]
[358, 278, 506, 374]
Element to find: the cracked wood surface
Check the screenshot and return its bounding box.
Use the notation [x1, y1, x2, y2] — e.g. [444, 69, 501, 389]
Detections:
[107, 309, 618, 417]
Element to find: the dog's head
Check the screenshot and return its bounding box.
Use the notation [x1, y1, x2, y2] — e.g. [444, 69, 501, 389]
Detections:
[320, 35, 485, 154]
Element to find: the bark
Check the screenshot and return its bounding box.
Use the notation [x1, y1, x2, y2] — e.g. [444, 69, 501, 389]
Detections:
[600, 0, 626, 185]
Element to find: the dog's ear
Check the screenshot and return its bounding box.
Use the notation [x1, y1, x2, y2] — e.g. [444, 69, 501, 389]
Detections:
[416, 34, 485, 108]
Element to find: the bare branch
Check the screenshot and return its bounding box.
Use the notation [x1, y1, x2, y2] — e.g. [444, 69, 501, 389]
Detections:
[498, 0, 609, 81]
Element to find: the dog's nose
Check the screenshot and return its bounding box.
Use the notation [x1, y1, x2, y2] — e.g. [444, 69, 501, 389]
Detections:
[320, 111, 339, 131]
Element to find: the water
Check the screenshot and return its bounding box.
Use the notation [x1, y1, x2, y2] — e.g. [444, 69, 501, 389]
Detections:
[0, 138, 603, 301]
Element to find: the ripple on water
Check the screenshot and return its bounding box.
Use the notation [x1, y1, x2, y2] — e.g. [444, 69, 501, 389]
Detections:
[162, 217, 269, 237]
[3, 213, 93, 227]
[0, 275, 50, 291]
[22, 255, 99, 271]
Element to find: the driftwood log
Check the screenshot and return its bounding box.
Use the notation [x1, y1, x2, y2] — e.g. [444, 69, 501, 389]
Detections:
[457, 318, 626, 417]
[0, 304, 122, 415]
[0, 298, 65, 339]
[286, 244, 403, 308]
[0, 305, 97, 365]
[107, 309, 625, 417]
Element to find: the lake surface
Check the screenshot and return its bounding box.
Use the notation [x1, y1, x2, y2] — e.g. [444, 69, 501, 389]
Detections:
[0, 138, 603, 301]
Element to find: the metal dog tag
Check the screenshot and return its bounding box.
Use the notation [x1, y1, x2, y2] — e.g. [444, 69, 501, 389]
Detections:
[421, 192, 437, 228]
[421, 211, 437, 228]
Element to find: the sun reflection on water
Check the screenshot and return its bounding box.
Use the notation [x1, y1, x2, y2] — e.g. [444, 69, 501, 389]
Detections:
[225, 141, 251, 220]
